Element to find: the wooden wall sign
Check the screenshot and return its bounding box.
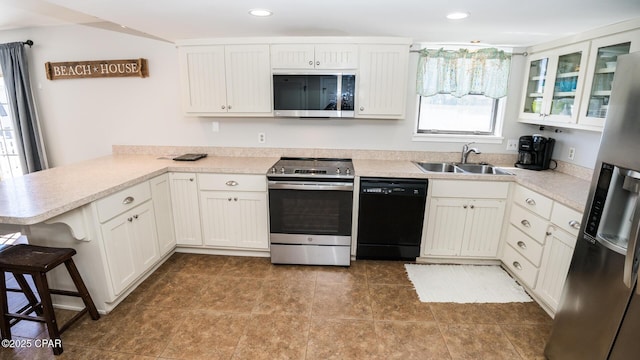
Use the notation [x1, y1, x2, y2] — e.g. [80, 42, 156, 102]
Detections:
[44, 58, 148, 80]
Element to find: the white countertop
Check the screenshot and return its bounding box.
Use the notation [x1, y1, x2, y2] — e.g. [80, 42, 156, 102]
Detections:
[353, 159, 590, 212]
[0, 154, 279, 225]
[0, 155, 589, 226]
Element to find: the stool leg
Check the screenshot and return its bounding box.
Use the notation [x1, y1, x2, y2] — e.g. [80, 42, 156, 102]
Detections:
[13, 273, 43, 316]
[32, 272, 63, 355]
[64, 260, 99, 320]
[0, 272, 11, 340]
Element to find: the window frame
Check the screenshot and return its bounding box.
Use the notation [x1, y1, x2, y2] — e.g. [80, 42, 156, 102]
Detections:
[412, 94, 506, 144]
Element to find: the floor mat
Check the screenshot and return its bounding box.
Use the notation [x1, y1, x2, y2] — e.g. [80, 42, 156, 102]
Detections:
[405, 264, 532, 303]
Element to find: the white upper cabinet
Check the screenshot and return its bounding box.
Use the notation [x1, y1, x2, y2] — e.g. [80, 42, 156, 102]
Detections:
[519, 42, 589, 126]
[178, 37, 411, 119]
[178, 44, 272, 116]
[357, 44, 409, 119]
[271, 44, 358, 69]
[577, 30, 640, 128]
[518, 28, 640, 131]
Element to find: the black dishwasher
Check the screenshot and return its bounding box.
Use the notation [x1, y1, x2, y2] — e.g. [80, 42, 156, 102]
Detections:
[356, 177, 428, 260]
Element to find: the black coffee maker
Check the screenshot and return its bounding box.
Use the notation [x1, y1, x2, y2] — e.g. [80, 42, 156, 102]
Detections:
[515, 135, 555, 170]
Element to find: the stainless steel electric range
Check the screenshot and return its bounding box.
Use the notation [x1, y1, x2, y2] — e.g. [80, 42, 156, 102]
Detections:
[267, 157, 354, 266]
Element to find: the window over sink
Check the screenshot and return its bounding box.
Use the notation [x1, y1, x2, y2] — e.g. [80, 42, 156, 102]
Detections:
[417, 94, 502, 135]
[413, 47, 511, 142]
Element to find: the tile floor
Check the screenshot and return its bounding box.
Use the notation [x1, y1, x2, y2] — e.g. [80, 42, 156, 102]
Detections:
[0, 253, 552, 359]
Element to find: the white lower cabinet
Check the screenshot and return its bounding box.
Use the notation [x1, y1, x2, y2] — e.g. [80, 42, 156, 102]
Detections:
[535, 226, 577, 310]
[198, 174, 269, 250]
[534, 202, 581, 311]
[100, 200, 160, 296]
[150, 174, 176, 256]
[503, 184, 582, 315]
[168, 172, 269, 251]
[169, 173, 203, 246]
[200, 191, 269, 249]
[423, 180, 509, 258]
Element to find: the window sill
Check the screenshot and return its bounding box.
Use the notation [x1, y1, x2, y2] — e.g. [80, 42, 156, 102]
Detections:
[412, 133, 504, 144]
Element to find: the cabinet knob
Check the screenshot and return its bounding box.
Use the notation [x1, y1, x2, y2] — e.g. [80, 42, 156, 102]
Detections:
[226, 180, 239, 186]
[133, 214, 139, 219]
[221, 105, 226, 110]
[360, 106, 364, 111]
[517, 241, 527, 250]
[228, 105, 232, 110]
[316, 61, 320, 66]
[122, 196, 134, 205]
[520, 219, 531, 228]
[234, 197, 238, 202]
[513, 261, 523, 270]
[469, 204, 475, 209]
[525, 198, 536, 206]
[189, 178, 194, 182]
[228, 198, 232, 202]
[309, 60, 313, 65]
[463, 205, 468, 209]
[569, 220, 581, 229]
[127, 217, 133, 222]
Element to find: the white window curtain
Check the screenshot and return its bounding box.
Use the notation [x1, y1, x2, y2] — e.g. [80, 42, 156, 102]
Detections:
[416, 48, 512, 99]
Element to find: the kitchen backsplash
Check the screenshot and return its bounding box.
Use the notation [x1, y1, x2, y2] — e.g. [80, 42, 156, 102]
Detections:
[112, 145, 593, 181]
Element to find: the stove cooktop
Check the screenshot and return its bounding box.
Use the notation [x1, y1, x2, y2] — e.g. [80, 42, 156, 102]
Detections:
[268, 157, 354, 179]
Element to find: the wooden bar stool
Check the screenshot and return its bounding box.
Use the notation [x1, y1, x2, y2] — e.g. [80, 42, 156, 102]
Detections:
[0, 244, 100, 355]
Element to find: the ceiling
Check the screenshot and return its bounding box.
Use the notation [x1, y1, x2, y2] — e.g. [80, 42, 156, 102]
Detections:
[2, 0, 640, 47]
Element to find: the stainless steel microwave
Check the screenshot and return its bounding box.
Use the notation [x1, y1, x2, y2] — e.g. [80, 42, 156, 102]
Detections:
[272, 72, 356, 118]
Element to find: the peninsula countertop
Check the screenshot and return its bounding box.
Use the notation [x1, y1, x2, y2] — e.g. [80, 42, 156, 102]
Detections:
[0, 154, 589, 226]
[0, 154, 279, 225]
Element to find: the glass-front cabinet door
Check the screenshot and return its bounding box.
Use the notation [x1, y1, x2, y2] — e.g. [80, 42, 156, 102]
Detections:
[549, 52, 582, 118]
[522, 55, 549, 118]
[578, 30, 640, 128]
[519, 42, 588, 124]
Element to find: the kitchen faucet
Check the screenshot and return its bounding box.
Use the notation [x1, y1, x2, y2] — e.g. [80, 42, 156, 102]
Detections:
[461, 142, 481, 164]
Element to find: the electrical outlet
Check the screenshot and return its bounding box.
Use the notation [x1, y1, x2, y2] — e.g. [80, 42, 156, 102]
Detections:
[568, 147, 576, 160]
[506, 139, 519, 151]
[258, 132, 266, 144]
[211, 121, 219, 132]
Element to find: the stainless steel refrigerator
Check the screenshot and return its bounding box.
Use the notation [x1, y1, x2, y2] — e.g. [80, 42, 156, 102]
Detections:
[545, 52, 640, 359]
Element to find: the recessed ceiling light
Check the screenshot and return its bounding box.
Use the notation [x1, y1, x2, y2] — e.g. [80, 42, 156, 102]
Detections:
[470, 40, 481, 44]
[249, 9, 273, 17]
[446, 12, 470, 20]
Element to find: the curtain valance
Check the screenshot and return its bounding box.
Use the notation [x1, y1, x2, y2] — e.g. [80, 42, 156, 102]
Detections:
[416, 48, 512, 99]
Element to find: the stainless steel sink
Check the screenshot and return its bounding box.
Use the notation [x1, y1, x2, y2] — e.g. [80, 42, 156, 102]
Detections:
[415, 162, 463, 173]
[456, 164, 513, 175]
[414, 162, 512, 175]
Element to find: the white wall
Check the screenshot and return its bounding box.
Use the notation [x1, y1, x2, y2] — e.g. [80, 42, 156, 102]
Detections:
[0, 24, 599, 168]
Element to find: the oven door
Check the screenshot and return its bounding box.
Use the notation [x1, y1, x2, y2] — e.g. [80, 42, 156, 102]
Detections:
[268, 180, 353, 239]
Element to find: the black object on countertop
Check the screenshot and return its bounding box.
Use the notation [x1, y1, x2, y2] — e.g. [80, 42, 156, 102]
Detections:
[173, 153, 207, 161]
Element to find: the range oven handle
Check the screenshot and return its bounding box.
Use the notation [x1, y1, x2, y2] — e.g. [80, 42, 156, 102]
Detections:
[268, 181, 353, 191]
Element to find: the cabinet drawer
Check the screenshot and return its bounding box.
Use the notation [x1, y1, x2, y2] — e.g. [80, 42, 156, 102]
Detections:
[503, 245, 538, 289]
[551, 202, 583, 237]
[96, 181, 151, 223]
[431, 180, 509, 199]
[513, 185, 553, 219]
[505, 225, 544, 266]
[510, 204, 549, 244]
[198, 174, 266, 192]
